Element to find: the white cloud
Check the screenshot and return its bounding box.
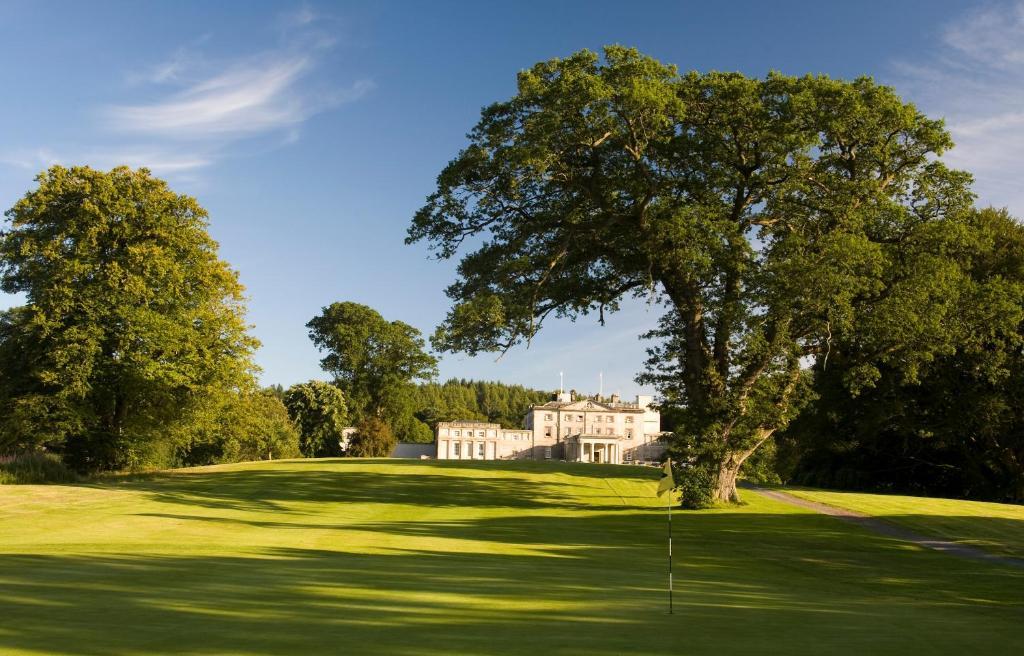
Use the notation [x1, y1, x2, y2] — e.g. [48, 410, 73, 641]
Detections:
[894, 1, 1024, 215]
[106, 57, 371, 139]
[1, 9, 369, 182]
[108, 57, 312, 137]
[1, 146, 212, 176]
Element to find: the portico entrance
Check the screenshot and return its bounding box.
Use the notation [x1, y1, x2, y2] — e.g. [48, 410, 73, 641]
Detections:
[568, 435, 623, 465]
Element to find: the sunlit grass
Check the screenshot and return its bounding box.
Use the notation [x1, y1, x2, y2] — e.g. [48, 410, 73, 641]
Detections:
[783, 488, 1024, 559]
[1, 459, 1021, 655]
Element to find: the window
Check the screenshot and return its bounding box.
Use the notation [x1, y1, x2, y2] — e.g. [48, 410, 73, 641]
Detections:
[453, 442, 461, 456]
[477, 431, 485, 438]
[595, 428, 601, 435]
[478, 443, 486, 457]
[544, 426, 552, 438]
[625, 416, 633, 424]
[453, 430, 461, 437]
[577, 414, 584, 422]
[544, 413, 553, 421]
[544, 446, 552, 460]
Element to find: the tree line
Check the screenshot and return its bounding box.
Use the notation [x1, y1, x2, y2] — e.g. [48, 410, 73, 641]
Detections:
[0, 166, 549, 475]
[2, 47, 1022, 505]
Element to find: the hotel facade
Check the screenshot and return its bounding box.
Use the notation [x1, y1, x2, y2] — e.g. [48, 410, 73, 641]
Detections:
[435, 393, 666, 465]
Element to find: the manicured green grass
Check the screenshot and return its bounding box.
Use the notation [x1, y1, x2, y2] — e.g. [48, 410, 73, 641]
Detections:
[783, 488, 1024, 559]
[1, 459, 1021, 655]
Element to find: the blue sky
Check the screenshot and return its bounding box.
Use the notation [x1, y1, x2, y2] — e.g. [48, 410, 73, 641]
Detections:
[1, 0, 1021, 397]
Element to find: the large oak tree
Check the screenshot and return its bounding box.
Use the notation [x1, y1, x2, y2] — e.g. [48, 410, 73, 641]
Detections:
[407, 47, 977, 503]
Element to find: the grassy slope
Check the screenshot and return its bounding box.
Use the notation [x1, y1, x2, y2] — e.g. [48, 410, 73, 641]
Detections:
[0, 459, 1021, 656]
[783, 488, 1024, 559]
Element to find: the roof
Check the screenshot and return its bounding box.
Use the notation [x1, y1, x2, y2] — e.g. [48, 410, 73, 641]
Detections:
[530, 399, 644, 413]
[436, 421, 501, 429]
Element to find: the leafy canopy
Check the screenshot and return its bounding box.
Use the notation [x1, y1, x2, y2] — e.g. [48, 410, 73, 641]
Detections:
[284, 380, 349, 457]
[306, 302, 438, 424]
[0, 166, 257, 469]
[408, 46, 976, 502]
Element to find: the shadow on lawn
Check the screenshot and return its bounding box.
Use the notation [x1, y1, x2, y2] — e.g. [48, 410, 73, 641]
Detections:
[2, 510, 1023, 655]
[101, 459, 659, 514]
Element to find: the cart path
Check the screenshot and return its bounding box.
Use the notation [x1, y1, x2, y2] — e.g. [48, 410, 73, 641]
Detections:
[745, 484, 1024, 570]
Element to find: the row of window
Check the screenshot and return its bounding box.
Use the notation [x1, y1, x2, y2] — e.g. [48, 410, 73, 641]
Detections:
[543, 413, 633, 423]
[543, 426, 635, 438]
[444, 429, 530, 440]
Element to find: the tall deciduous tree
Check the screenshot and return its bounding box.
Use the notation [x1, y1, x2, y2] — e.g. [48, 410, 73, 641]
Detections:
[407, 47, 976, 503]
[782, 208, 1024, 502]
[0, 166, 258, 470]
[283, 380, 348, 457]
[306, 302, 438, 432]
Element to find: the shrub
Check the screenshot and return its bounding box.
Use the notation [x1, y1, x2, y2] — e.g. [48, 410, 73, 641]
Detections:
[0, 452, 79, 484]
[347, 417, 396, 457]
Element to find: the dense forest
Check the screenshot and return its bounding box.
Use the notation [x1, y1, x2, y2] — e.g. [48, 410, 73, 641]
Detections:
[409, 379, 552, 437]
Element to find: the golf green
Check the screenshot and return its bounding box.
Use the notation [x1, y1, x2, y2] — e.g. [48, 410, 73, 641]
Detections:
[1, 459, 1021, 655]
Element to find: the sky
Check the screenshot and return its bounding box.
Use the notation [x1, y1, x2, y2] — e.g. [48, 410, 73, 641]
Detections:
[1, 0, 1021, 398]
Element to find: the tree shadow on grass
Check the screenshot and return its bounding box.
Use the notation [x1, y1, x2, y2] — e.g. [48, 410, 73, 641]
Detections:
[94, 459, 658, 514]
[2, 510, 1022, 656]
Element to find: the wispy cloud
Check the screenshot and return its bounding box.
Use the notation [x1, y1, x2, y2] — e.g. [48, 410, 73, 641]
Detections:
[1, 6, 369, 182]
[2, 146, 213, 175]
[106, 56, 371, 138]
[894, 1, 1024, 214]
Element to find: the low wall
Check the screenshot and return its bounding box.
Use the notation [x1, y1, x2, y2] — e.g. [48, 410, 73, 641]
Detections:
[389, 442, 436, 459]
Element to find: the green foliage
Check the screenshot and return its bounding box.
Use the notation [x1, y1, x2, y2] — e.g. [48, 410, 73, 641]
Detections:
[411, 379, 551, 431]
[781, 207, 1024, 502]
[388, 412, 434, 444]
[0, 166, 258, 472]
[283, 380, 348, 457]
[0, 452, 79, 484]
[306, 302, 438, 438]
[178, 390, 300, 466]
[346, 416, 396, 457]
[675, 464, 715, 510]
[408, 46, 976, 503]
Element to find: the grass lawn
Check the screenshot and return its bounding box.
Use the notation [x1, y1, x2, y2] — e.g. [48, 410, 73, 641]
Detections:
[1, 459, 1022, 655]
[782, 488, 1024, 560]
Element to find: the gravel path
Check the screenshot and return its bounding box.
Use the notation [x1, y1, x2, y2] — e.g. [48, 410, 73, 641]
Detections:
[746, 485, 1024, 570]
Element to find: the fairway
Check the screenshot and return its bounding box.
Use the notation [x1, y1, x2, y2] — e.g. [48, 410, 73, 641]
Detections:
[1, 460, 1022, 655]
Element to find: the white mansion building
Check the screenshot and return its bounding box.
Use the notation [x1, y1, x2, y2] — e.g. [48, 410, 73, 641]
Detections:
[435, 392, 666, 465]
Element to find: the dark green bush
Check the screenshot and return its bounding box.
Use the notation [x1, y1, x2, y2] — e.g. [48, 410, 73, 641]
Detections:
[0, 452, 79, 484]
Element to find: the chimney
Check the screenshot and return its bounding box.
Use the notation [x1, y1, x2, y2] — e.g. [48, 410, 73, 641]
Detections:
[610, 393, 620, 404]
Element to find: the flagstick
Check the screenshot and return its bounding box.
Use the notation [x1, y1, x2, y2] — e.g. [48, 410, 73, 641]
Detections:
[668, 486, 673, 615]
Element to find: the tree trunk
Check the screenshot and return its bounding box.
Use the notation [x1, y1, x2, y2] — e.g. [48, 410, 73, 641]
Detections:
[712, 428, 776, 504]
[713, 460, 742, 504]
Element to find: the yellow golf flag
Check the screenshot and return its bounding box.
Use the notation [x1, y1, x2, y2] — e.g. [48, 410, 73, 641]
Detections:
[657, 459, 674, 497]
